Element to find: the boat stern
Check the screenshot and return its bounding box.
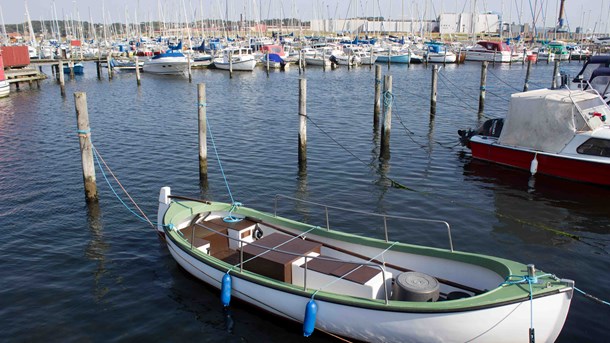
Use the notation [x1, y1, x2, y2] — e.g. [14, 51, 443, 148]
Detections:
[157, 186, 172, 235]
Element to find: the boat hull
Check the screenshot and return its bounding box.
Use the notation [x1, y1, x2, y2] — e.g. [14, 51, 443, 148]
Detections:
[0, 80, 9, 98]
[166, 232, 571, 343]
[470, 138, 610, 185]
[427, 53, 457, 63]
[158, 189, 573, 342]
[213, 59, 257, 71]
[143, 56, 189, 75]
[464, 51, 512, 62]
[375, 54, 411, 64]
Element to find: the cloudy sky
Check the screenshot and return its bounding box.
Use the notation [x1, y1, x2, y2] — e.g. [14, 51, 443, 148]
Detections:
[1, 0, 607, 33]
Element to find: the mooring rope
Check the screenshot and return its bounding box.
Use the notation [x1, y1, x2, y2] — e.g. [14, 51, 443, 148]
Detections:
[91, 143, 156, 229]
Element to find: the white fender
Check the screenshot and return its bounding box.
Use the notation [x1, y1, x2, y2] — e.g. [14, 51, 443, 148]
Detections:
[530, 153, 539, 175]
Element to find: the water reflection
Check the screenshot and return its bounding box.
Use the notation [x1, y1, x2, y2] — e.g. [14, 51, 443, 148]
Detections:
[462, 158, 610, 242]
[84, 202, 110, 302]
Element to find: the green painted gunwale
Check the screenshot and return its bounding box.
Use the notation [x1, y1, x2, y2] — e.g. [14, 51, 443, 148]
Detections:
[163, 199, 569, 313]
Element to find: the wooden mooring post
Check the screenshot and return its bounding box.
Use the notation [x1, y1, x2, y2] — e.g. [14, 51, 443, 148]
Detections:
[135, 56, 141, 86]
[523, 58, 532, 92]
[551, 59, 560, 89]
[197, 83, 207, 179]
[74, 92, 98, 203]
[298, 78, 307, 167]
[96, 60, 102, 79]
[478, 61, 488, 116]
[58, 60, 65, 97]
[69, 60, 75, 79]
[187, 55, 192, 83]
[430, 65, 438, 117]
[373, 65, 382, 130]
[229, 50, 233, 79]
[106, 55, 113, 80]
[380, 75, 392, 160]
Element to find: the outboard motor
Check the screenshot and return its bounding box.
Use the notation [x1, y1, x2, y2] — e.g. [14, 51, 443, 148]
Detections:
[458, 118, 504, 148]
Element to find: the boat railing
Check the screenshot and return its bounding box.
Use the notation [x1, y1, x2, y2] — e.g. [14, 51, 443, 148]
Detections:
[566, 84, 610, 130]
[189, 219, 391, 304]
[273, 194, 454, 252]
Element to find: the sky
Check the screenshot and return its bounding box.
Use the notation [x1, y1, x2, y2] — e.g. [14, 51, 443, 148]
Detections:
[0, 0, 608, 33]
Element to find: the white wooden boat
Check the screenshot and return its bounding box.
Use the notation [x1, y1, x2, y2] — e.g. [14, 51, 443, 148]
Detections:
[213, 47, 257, 71]
[157, 187, 573, 342]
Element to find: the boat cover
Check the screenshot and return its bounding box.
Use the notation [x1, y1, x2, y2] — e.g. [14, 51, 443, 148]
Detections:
[497, 89, 608, 153]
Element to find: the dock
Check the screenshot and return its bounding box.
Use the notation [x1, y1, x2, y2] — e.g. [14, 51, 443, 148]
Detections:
[5, 68, 47, 88]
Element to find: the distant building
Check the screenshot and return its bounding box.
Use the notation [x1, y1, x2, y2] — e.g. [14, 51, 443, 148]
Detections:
[310, 13, 501, 35]
[438, 13, 500, 34]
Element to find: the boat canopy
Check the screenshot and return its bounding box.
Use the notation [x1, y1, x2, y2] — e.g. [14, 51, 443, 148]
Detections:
[498, 89, 609, 153]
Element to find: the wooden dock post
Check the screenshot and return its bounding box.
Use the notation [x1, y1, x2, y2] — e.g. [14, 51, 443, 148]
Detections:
[96, 61, 101, 79]
[478, 61, 488, 116]
[74, 92, 98, 203]
[430, 65, 438, 117]
[373, 65, 382, 130]
[298, 78, 307, 167]
[523, 58, 532, 92]
[387, 49, 391, 69]
[522, 48, 526, 65]
[69, 60, 75, 79]
[266, 52, 270, 77]
[298, 50, 302, 75]
[197, 83, 207, 179]
[551, 59, 560, 89]
[229, 50, 233, 79]
[380, 75, 392, 160]
[107, 55, 113, 80]
[135, 56, 141, 86]
[187, 55, 192, 83]
[457, 47, 462, 65]
[58, 60, 66, 97]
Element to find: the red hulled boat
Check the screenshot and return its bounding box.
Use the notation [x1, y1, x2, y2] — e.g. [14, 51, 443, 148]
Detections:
[459, 88, 610, 186]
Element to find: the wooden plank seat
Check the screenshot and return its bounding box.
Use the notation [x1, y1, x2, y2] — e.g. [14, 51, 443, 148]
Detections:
[239, 233, 322, 283]
[292, 255, 392, 300]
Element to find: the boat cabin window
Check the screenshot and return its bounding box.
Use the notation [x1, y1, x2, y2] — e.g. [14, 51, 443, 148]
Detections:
[577, 138, 610, 157]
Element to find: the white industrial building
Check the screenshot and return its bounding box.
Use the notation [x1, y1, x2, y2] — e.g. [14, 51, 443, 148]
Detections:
[309, 13, 500, 35]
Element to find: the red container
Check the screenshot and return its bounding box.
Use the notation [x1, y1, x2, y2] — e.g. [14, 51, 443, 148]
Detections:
[71, 40, 82, 47]
[1, 46, 30, 68]
[527, 54, 538, 62]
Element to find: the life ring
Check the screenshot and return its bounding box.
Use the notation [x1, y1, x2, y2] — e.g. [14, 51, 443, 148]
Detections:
[253, 226, 264, 240]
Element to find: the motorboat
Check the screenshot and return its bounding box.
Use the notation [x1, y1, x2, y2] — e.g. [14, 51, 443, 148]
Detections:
[464, 41, 512, 63]
[143, 41, 191, 75]
[424, 42, 457, 63]
[458, 87, 610, 186]
[213, 47, 257, 71]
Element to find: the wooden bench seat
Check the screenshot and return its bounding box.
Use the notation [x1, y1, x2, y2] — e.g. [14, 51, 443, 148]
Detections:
[292, 255, 392, 299]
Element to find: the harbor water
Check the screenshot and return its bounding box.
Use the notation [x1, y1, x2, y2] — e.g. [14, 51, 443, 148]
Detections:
[0, 60, 608, 342]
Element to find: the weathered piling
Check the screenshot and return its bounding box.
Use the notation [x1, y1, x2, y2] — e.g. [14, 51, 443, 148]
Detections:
[373, 65, 382, 130]
[58, 60, 65, 97]
[96, 61, 101, 79]
[197, 83, 207, 179]
[74, 92, 98, 203]
[478, 61, 488, 116]
[188, 55, 193, 82]
[266, 51, 270, 76]
[298, 50, 302, 74]
[552, 59, 560, 89]
[107, 55, 113, 80]
[229, 50, 233, 78]
[387, 49, 391, 69]
[298, 78, 307, 167]
[523, 58, 532, 92]
[135, 56, 141, 86]
[69, 60, 75, 79]
[522, 48, 526, 65]
[430, 65, 438, 117]
[380, 75, 392, 160]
